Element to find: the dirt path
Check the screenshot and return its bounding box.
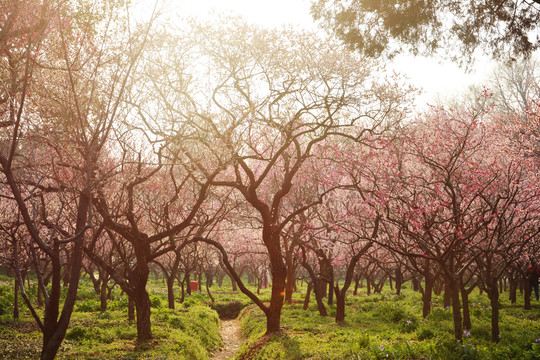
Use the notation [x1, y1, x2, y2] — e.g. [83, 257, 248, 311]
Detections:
[211, 319, 243, 360]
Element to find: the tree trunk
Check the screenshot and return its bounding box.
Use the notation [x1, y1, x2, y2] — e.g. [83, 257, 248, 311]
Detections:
[303, 282, 312, 310]
[395, 268, 403, 295]
[13, 276, 19, 320]
[488, 285, 500, 343]
[353, 275, 360, 296]
[328, 279, 334, 305]
[443, 282, 452, 308]
[206, 277, 215, 303]
[179, 280, 185, 304]
[167, 275, 175, 309]
[186, 273, 192, 295]
[230, 274, 237, 291]
[37, 281, 44, 307]
[265, 247, 286, 334]
[302, 260, 327, 317]
[133, 263, 152, 342]
[524, 271, 533, 310]
[450, 279, 463, 342]
[412, 276, 420, 292]
[285, 261, 295, 304]
[460, 284, 471, 330]
[100, 279, 108, 312]
[335, 289, 346, 323]
[128, 295, 135, 322]
[421, 274, 434, 318]
[40, 190, 90, 360]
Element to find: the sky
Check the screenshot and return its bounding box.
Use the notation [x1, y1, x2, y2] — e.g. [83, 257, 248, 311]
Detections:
[133, 0, 497, 109]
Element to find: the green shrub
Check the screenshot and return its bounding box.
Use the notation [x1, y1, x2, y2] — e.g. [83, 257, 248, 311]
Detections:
[174, 332, 208, 360]
[65, 325, 115, 344]
[211, 300, 245, 319]
[96, 311, 112, 320]
[150, 294, 163, 308]
[429, 307, 453, 322]
[431, 338, 481, 360]
[417, 327, 435, 340]
[168, 316, 185, 330]
[399, 316, 419, 332]
[75, 298, 100, 312]
[114, 326, 137, 340]
[107, 296, 128, 311]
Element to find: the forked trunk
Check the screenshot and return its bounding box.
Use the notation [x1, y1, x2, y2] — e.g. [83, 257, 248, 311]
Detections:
[335, 290, 346, 323]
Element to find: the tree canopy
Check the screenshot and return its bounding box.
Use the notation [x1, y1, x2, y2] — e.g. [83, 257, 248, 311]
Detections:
[311, 0, 540, 63]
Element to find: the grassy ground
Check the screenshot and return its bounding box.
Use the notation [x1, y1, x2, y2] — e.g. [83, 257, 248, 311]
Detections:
[1, 275, 539, 359]
[234, 283, 540, 360]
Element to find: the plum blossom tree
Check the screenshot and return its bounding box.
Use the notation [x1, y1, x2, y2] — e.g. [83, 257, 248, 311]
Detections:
[150, 19, 412, 334]
[0, 1, 156, 358]
[370, 101, 540, 342]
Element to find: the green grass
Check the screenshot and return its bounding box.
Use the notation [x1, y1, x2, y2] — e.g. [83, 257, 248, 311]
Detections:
[233, 284, 540, 360]
[1, 274, 539, 359]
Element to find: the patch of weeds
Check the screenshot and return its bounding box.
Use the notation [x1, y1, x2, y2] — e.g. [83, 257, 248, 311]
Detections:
[150, 294, 164, 309]
[75, 298, 100, 312]
[211, 300, 246, 319]
[417, 327, 435, 340]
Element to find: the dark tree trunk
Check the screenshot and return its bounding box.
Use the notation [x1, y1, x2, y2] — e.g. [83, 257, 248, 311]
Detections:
[412, 276, 420, 292]
[230, 274, 237, 291]
[327, 278, 334, 305]
[303, 282, 312, 310]
[488, 285, 500, 343]
[100, 279, 108, 312]
[443, 282, 452, 308]
[128, 295, 135, 322]
[37, 283, 44, 307]
[449, 279, 463, 342]
[301, 255, 327, 316]
[186, 273, 192, 295]
[460, 284, 471, 330]
[167, 276, 175, 309]
[395, 268, 403, 295]
[434, 278, 444, 295]
[206, 276, 215, 303]
[179, 279, 185, 304]
[353, 275, 360, 295]
[334, 242, 372, 323]
[265, 238, 287, 335]
[524, 283, 532, 309]
[40, 190, 90, 360]
[524, 271, 533, 310]
[133, 263, 152, 342]
[421, 274, 435, 318]
[509, 277, 517, 303]
[335, 289, 346, 323]
[285, 259, 295, 304]
[13, 276, 19, 319]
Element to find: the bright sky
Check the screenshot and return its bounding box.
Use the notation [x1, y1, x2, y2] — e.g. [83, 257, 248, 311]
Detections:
[134, 0, 496, 109]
